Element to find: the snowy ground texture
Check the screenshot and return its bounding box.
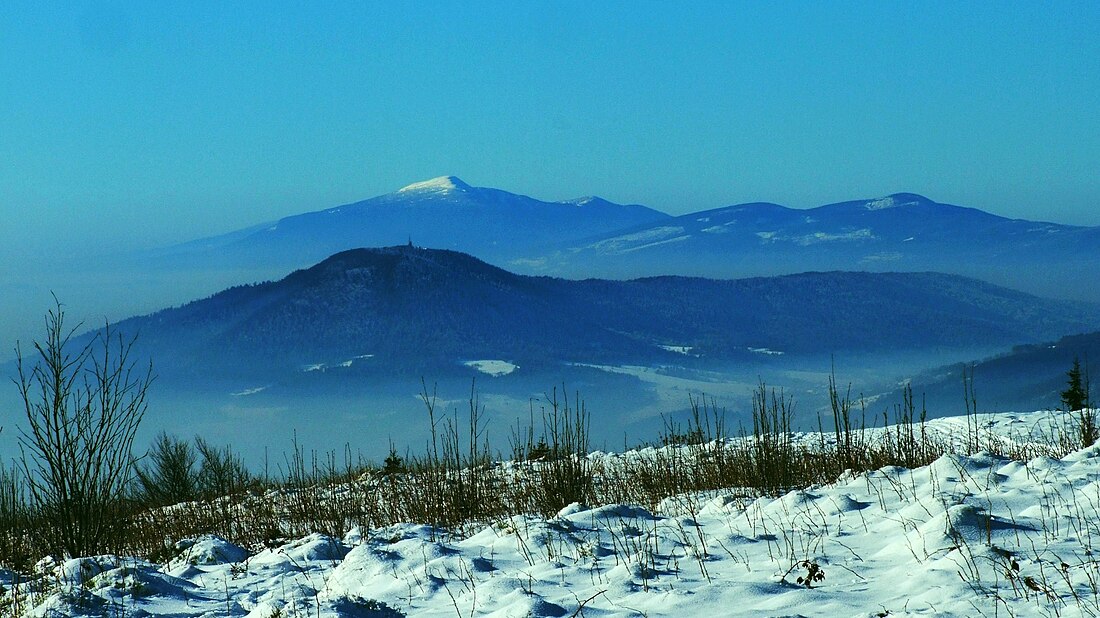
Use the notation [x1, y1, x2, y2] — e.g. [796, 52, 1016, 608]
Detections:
[7, 411, 1100, 617]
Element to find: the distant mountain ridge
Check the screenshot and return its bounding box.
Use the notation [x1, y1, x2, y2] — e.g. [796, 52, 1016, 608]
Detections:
[105, 246, 1100, 383]
[144, 179, 1100, 304]
[150, 176, 669, 273]
[541, 192, 1100, 301]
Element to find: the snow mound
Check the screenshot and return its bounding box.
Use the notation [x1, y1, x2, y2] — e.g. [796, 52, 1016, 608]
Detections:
[9, 409, 1100, 616]
[167, 535, 248, 570]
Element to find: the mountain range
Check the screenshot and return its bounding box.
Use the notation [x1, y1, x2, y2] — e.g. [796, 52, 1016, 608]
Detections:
[5, 178, 1097, 463]
[102, 246, 1100, 386]
[145, 177, 1100, 304]
[146, 176, 668, 274]
[544, 193, 1100, 301]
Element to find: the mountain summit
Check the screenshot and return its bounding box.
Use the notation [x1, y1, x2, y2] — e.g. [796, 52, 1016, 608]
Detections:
[397, 175, 472, 193]
[862, 193, 933, 210]
[156, 178, 669, 273]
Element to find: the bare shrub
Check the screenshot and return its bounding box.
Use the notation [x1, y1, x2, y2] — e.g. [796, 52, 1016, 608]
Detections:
[14, 299, 152, 558]
[134, 432, 199, 506]
[0, 462, 31, 570]
[195, 437, 254, 498]
[520, 387, 594, 516]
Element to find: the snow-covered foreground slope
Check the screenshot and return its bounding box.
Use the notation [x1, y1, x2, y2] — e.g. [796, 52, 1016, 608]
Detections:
[7, 411, 1100, 617]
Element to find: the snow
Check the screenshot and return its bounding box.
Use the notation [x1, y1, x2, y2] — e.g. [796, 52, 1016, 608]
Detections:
[301, 355, 373, 373]
[658, 344, 694, 355]
[794, 228, 875, 245]
[397, 176, 471, 194]
[865, 196, 919, 210]
[464, 359, 519, 377]
[9, 409, 1100, 617]
[747, 347, 783, 356]
[587, 226, 688, 253]
[620, 235, 691, 253]
[572, 363, 753, 418]
[1027, 225, 1063, 234]
[758, 229, 875, 245]
[866, 196, 900, 210]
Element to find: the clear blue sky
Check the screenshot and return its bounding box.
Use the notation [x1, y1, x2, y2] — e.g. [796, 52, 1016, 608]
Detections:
[2, 1, 1099, 262]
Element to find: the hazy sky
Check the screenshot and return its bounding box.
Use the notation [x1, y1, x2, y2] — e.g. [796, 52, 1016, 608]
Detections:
[2, 1, 1099, 262]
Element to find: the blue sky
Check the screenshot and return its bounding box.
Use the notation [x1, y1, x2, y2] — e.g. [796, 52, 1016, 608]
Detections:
[2, 1, 1099, 262]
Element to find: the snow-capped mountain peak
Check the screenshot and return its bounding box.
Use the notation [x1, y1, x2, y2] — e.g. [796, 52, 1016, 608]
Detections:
[865, 196, 908, 211]
[397, 175, 472, 194]
[564, 196, 612, 207]
[863, 193, 931, 211]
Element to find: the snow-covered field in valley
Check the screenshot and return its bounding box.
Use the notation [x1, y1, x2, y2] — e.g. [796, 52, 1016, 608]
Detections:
[6, 410, 1100, 617]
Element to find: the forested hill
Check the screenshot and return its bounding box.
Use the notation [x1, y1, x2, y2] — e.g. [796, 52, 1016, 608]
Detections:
[101, 246, 1100, 380]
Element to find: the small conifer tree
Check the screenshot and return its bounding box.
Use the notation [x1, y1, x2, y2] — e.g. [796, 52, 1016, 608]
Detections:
[1062, 357, 1089, 412]
[1062, 357, 1096, 448]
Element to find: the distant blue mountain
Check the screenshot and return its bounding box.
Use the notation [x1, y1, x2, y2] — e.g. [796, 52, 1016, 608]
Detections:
[102, 246, 1100, 384]
[148, 176, 669, 273]
[535, 193, 1100, 302]
[145, 184, 1100, 304]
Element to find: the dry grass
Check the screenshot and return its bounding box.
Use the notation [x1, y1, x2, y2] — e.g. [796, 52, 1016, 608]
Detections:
[0, 373, 1089, 573]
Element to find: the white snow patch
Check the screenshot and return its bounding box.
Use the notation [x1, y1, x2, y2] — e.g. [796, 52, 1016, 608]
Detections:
[701, 225, 729, 234]
[573, 363, 753, 415]
[587, 226, 687, 253]
[1027, 226, 1062, 234]
[865, 196, 919, 210]
[398, 175, 468, 193]
[302, 355, 372, 373]
[794, 228, 875, 245]
[622, 235, 691, 252]
[747, 347, 784, 356]
[659, 344, 694, 355]
[464, 359, 518, 377]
